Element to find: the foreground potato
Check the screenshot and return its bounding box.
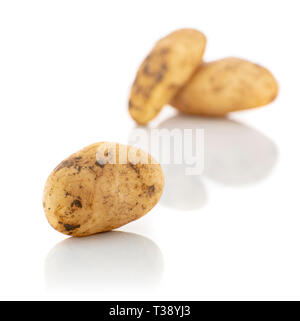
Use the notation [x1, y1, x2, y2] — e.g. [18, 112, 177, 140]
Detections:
[129, 28, 206, 124]
[43, 142, 164, 237]
[171, 57, 278, 116]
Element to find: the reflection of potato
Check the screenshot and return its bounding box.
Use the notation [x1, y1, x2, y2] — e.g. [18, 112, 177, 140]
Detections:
[160, 164, 206, 211]
[129, 29, 206, 125]
[171, 58, 278, 116]
[159, 115, 278, 185]
[45, 232, 164, 291]
[43, 142, 164, 237]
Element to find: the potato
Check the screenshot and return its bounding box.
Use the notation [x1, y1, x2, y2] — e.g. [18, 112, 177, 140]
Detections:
[43, 142, 164, 237]
[171, 57, 278, 116]
[129, 28, 206, 124]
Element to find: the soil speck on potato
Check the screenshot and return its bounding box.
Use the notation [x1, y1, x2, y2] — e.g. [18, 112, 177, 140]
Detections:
[129, 162, 140, 174]
[64, 224, 81, 232]
[148, 185, 155, 196]
[71, 199, 82, 208]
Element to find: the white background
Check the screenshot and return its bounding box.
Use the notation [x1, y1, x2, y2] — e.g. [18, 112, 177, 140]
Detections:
[0, 0, 299, 300]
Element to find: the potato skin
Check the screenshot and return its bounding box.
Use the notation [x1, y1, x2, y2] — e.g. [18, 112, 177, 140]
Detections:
[171, 57, 278, 116]
[43, 142, 164, 237]
[129, 28, 206, 124]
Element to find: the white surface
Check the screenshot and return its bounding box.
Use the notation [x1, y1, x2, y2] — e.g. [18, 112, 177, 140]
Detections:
[0, 0, 299, 300]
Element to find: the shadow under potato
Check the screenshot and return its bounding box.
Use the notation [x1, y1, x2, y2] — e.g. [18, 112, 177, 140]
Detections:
[45, 231, 164, 293]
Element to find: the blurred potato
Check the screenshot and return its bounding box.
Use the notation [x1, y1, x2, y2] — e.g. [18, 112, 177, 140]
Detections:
[129, 28, 206, 124]
[171, 57, 278, 116]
